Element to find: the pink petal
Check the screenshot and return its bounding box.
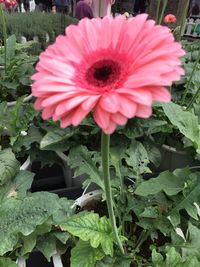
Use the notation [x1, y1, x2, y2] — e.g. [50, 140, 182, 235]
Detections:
[100, 94, 120, 113]
[60, 114, 72, 128]
[117, 89, 152, 106]
[103, 121, 117, 134]
[135, 105, 152, 118]
[93, 106, 111, 129]
[34, 98, 43, 110]
[119, 97, 137, 118]
[150, 87, 171, 102]
[111, 112, 128, 125]
[82, 95, 100, 111]
[71, 106, 90, 126]
[42, 106, 56, 120]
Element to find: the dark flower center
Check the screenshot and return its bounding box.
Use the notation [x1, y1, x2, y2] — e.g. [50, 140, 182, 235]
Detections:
[85, 59, 121, 89]
[94, 65, 113, 82]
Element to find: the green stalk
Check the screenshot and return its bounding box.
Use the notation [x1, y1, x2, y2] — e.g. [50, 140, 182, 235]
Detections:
[158, 0, 168, 25]
[155, 0, 161, 24]
[116, 163, 125, 201]
[186, 87, 200, 110]
[0, 4, 7, 73]
[181, 48, 200, 105]
[101, 132, 125, 255]
[178, 0, 190, 41]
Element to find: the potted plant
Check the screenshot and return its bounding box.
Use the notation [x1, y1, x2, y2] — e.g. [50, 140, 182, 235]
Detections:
[1, 1, 200, 266]
[27, 4, 200, 265]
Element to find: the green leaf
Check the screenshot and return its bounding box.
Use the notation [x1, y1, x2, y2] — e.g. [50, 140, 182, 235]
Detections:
[6, 35, 16, 65]
[185, 223, 200, 259]
[20, 233, 36, 256]
[0, 192, 70, 255]
[152, 249, 164, 264]
[71, 241, 104, 267]
[135, 171, 185, 196]
[0, 257, 18, 267]
[61, 212, 114, 256]
[168, 175, 200, 226]
[36, 232, 57, 261]
[40, 128, 76, 151]
[0, 149, 20, 186]
[125, 140, 151, 177]
[95, 256, 132, 267]
[68, 146, 104, 189]
[140, 207, 159, 218]
[143, 142, 161, 167]
[161, 102, 200, 153]
[166, 247, 182, 266]
[14, 170, 34, 198]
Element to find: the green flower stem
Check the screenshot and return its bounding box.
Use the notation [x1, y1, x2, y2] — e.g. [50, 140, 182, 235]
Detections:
[115, 163, 125, 201]
[178, 0, 190, 41]
[181, 48, 200, 105]
[155, 0, 161, 24]
[101, 132, 125, 255]
[158, 0, 168, 25]
[186, 87, 200, 110]
[0, 4, 7, 73]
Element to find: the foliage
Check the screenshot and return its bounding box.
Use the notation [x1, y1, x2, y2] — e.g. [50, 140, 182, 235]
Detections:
[0, 148, 75, 261]
[0, 12, 78, 45]
[0, 35, 37, 101]
[0, 257, 18, 267]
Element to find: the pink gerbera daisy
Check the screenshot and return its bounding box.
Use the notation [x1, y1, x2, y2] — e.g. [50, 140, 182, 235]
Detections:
[32, 14, 185, 134]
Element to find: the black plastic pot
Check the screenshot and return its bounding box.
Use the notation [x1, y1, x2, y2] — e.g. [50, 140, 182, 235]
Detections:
[27, 252, 53, 267]
[31, 161, 87, 193]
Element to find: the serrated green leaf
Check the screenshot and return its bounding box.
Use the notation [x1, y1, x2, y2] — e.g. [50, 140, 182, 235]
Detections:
[36, 232, 57, 261]
[71, 241, 104, 267]
[20, 233, 36, 256]
[143, 142, 161, 167]
[61, 212, 114, 256]
[0, 192, 69, 255]
[168, 177, 200, 226]
[166, 247, 182, 266]
[152, 249, 164, 264]
[135, 171, 185, 196]
[125, 140, 151, 177]
[40, 128, 76, 151]
[68, 146, 104, 189]
[14, 170, 34, 198]
[0, 257, 18, 267]
[0, 149, 20, 186]
[140, 207, 159, 218]
[161, 102, 200, 153]
[95, 256, 132, 267]
[185, 223, 200, 259]
[54, 231, 70, 244]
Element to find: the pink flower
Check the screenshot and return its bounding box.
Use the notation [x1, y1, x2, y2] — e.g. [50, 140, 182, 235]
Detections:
[164, 14, 177, 23]
[32, 14, 185, 134]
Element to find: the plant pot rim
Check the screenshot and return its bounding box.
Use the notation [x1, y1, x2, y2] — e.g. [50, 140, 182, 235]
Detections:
[7, 94, 32, 107]
[73, 189, 102, 208]
[148, 134, 186, 155]
[20, 156, 31, 171]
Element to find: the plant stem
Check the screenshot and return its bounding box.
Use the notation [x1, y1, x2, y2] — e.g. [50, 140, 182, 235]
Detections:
[181, 48, 200, 105]
[178, 0, 190, 41]
[0, 5, 7, 73]
[186, 87, 200, 110]
[101, 132, 125, 255]
[135, 230, 150, 251]
[158, 0, 168, 25]
[155, 0, 161, 24]
[116, 163, 125, 201]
